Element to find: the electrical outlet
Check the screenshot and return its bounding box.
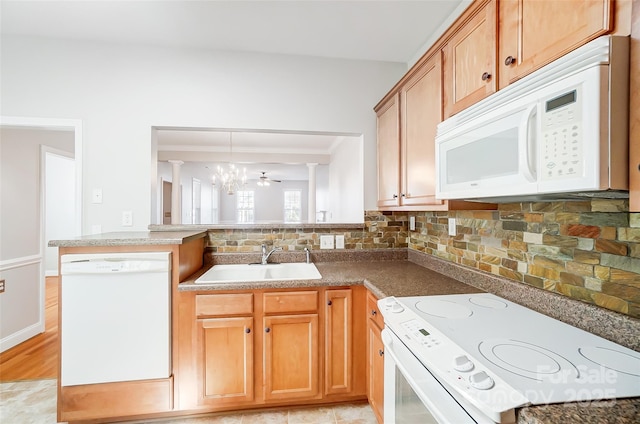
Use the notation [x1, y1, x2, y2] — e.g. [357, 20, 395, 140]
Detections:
[409, 216, 416, 231]
[122, 211, 133, 226]
[335, 235, 345, 249]
[320, 235, 334, 249]
[0, 279, 5, 294]
[448, 218, 457, 236]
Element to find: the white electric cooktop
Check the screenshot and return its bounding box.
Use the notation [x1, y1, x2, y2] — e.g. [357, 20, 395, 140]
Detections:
[389, 293, 640, 405]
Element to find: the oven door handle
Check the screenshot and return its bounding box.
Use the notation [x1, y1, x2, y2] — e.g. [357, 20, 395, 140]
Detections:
[381, 329, 480, 424]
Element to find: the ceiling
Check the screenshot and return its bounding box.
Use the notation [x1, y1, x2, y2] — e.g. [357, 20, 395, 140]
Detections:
[156, 128, 360, 181]
[1, 0, 468, 63]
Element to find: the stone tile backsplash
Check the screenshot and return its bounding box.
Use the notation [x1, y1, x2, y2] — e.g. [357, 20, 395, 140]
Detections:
[409, 200, 640, 319]
[205, 211, 409, 252]
[202, 201, 640, 319]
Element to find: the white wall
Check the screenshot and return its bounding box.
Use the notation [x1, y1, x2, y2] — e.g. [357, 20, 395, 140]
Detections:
[1, 35, 406, 232]
[329, 136, 364, 222]
[0, 127, 74, 350]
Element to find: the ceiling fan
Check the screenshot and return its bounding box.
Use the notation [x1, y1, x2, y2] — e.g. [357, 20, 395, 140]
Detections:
[257, 171, 282, 186]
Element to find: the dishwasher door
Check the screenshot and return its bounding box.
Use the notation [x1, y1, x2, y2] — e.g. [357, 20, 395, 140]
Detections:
[60, 252, 171, 386]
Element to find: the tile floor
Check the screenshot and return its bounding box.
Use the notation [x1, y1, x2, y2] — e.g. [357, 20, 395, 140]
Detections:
[0, 379, 378, 424]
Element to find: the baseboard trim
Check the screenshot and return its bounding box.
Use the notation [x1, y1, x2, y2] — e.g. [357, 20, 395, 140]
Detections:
[0, 321, 45, 353]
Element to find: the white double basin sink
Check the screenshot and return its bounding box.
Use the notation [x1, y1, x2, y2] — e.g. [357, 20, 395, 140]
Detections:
[196, 262, 322, 284]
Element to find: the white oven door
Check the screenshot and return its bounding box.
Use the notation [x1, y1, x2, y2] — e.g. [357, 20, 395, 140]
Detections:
[382, 329, 490, 424]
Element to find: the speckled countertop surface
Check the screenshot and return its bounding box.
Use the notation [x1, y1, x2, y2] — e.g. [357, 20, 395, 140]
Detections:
[182, 253, 640, 424]
[179, 259, 484, 296]
[48, 230, 207, 247]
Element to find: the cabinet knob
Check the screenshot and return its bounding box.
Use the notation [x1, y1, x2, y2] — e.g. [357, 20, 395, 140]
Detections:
[505, 55, 516, 66]
[378, 349, 384, 357]
[371, 309, 377, 316]
[246, 328, 251, 334]
[481, 72, 491, 81]
[265, 327, 270, 333]
[401, 193, 406, 197]
[392, 194, 398, 199]
[327, 300, 332, 306]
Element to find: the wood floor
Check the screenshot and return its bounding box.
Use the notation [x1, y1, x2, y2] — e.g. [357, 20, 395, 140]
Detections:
[0, 276, 58, 381]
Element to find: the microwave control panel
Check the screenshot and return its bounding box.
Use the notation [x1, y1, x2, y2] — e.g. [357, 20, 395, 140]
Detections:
[540, 87, 583, 181]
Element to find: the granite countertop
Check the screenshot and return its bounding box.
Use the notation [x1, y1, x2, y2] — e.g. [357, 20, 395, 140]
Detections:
[179, 260, 485, 296]
[48, 230, 207, 247]
[181, 257, 640, 424]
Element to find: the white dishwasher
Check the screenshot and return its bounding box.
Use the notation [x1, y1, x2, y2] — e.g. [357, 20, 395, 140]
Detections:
[60, 251, 171, 386]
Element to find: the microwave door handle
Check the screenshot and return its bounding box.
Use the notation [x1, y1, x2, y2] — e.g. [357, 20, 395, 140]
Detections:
[518, 105, 537, 182]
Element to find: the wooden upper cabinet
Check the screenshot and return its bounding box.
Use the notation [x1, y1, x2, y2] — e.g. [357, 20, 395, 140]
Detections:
[498, 0, 612, 88]
[401, 53, 445, 207]
[376, 93, 401, 207]
[443, 0, 497, 118]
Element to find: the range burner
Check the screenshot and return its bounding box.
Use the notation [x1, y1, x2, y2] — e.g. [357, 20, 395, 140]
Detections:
[579, 346, 640, 376]
[478, 339, 579, 381]
[415, 299, 473, 318]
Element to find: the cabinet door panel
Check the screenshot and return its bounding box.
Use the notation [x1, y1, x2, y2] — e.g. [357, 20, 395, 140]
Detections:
[376, 93, 401, 207]
[198, 317, 253, 405]
[444, 0, 497, 118]
[499, 0, 611, 87]
[401, 53, 445, 206]
[368, 322, 384, 424]
[325, 289, 352, 395]
[263, 314, 319, 400]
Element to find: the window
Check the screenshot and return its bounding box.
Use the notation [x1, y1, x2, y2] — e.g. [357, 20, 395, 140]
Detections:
[284, 190, 302, 223]
[236, 190, 255, 223]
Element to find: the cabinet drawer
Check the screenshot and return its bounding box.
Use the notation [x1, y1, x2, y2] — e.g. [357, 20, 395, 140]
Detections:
[366, 291, 384, 329]
[263, 291, 318, 314]
[196, 293, 253, 317]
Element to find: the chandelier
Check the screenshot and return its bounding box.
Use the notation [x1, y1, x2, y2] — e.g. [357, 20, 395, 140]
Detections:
[211, 132, 247, 195]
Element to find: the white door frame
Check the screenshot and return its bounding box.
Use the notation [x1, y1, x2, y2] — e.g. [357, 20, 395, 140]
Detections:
[0, 116, 83, 352]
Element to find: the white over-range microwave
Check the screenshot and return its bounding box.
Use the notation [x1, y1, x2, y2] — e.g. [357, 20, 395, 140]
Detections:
[435, 36, 629, 202]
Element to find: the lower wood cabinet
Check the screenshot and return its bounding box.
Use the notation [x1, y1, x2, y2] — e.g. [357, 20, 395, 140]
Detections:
[367, 290, 384, 424]
[263, 314, 319, 400]
[325, 289, 353, 395]
[183, 286, 367, 414]
[197, 316, 254, 405]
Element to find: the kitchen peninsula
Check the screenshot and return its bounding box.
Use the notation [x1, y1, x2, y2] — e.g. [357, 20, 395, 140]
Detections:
[49, 227, 640, 424]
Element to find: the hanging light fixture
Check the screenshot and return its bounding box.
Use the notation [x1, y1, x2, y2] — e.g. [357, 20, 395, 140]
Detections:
[211, 132, 247, 195]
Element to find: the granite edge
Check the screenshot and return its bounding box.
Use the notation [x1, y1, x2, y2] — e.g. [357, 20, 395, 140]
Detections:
[149, 223, 366, 231]
[48, 231, 207, 247]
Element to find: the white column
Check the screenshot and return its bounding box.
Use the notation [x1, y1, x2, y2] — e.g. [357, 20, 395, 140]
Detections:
[168, 160, 183, 225]
[307, 163, 318, 223]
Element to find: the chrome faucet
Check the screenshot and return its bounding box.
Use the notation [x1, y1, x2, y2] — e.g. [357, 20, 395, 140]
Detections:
[261, 244, 282, 265]
[304, 247, 311, 264]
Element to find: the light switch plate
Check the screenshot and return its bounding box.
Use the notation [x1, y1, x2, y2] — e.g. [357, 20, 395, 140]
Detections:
[335, 235, 345, 249]
[92, 188, 103, 204]
[409, 216, 416, 231]
[320, 235, 334, 249]
[448, 218, 457, 236]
